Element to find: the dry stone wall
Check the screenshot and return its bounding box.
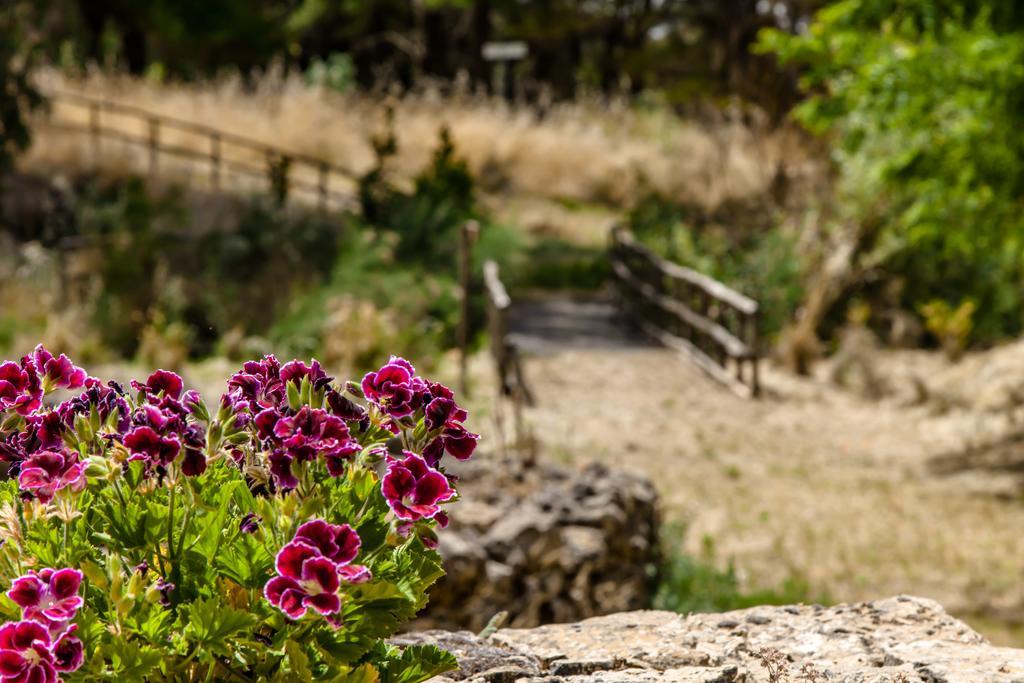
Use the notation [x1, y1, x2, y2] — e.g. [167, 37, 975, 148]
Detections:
[414, 458, 660, 632]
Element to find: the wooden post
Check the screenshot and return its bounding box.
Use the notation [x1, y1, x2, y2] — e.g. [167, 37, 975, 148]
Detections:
[748, 310, 760, 397]
[147, 117, 159, 180]
[458, 220, 480, 396]
[89, 103, 101, 168]
[210, 133, 221, 190]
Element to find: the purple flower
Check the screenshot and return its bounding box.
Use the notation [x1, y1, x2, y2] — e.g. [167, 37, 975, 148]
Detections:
[7, 569, 83, 635]
[325, 390, 369, 429]
[154, 579, 174, 607]
[29, 346, 87, 394]
[51, 631, 83, 674]
[132, 370, 184, 400]
[25, 413, 64, 451]
[57, 379, 130, 435]
[264, 544, 342, 620]
[181, 447, 207, 477]
[280, 360, 332, 392]
[17, 452, 86, 504]
[123, 427, 181, 467]
[381, 452, 455, 522]
[0, 361, 40, 417]
[264, 520, 370, 622]
[440, 426, 479, 460]
[292, 520, 361, 566]
[0, 620, 58, 683]
[239, 512, 261, 534]
[225, 356, 285, 410]
[361, 357, 425, 418]
[424, 396, 466, 431]
[273, 407, 360, 472]
[268, 450, 299, 491]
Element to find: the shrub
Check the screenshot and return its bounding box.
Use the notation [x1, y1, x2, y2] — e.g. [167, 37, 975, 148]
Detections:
[758, 2, 1024, 344]
[0, 346, 477, 681]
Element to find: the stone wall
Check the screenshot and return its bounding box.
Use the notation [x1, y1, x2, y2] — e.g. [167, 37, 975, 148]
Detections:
[414, 458, 660, 632]
[398, 595, 1024, 682]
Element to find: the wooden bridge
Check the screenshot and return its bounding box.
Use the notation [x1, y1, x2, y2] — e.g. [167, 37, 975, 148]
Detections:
[483, 227, 761, 409]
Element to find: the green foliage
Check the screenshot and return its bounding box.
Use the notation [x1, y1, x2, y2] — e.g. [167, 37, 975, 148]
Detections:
[0, 2, 43, 173]
[0, 354, 467, 681]
[654, 528, 827, 614]
[628, 194, 804, 340]
[305, 53, 357, 93]
[359, 125, 477, 264]
[758, 1, 1024, 344]
[920, 298, 975, 361]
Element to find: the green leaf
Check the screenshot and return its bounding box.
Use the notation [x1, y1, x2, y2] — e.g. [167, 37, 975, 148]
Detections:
[284, 639, 314, 683]
[181, 598, 258, 659]
[99, 637, 164, 679]
[378, 645, 457, 683]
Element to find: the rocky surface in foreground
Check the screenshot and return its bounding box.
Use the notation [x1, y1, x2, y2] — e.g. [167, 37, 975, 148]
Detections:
[396, 596, 1024, 682]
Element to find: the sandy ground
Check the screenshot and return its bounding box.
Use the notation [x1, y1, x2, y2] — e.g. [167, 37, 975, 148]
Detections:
[482, 345, 1024, 644]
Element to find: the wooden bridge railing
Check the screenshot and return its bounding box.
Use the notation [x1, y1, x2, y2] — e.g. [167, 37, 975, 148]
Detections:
[483, 260, 533, 443]
[609, 226, 760, 397]
[36, 89, 357, 211]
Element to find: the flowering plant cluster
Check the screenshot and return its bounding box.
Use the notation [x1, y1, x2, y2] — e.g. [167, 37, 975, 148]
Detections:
[0, 348, 477, 681]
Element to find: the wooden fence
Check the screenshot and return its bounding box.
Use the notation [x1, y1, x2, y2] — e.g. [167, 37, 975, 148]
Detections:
[483, 260, 533, 441]
[609, 226, 760, 397]
[36, 89, 356, 211]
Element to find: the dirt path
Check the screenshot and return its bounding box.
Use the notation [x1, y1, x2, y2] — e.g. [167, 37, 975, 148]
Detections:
[487, 314, 1024, 643]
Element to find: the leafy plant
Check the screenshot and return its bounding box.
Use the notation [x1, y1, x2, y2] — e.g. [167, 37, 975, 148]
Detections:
[758, 1, 1024, 345]
[0, 346, 478, 681]
[920, 299, 975, 361]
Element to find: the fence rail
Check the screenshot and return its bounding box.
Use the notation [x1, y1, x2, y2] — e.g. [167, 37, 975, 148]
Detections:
[36, 89, 357, 211]
[609, 226, 760, 397]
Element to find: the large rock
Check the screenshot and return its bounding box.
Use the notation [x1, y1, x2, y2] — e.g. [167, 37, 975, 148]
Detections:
[397, 596, 1024, 682]
[414, 458, 659, 632]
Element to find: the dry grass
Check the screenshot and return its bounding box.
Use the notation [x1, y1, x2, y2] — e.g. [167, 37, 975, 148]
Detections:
[474, 344, 1024, 645]
[23, 68, 810, 222]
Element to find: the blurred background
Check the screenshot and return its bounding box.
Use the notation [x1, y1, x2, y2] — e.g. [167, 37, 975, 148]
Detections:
[3, 0, 1024, 646]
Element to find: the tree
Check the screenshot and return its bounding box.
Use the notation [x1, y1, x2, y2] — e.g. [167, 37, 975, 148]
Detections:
[759, 0, 1024, 356]
[0, 2, 44, 173]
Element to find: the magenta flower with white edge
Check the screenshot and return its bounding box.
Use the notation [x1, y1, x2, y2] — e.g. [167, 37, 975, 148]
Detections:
[50, 630, 84, 674]
[264, 544, 342, 620]
[123, 426, 181, 468]
[29, 346, 87, 394]
[0, 620, 59, 683]
[7, 569, 83, 636]
[361, 356, 426, 418]
[279, 359, 332, 392]
[132, 369, 184, 400]
[272, 407, 359, 465]
[17, 452, 86, 504]
[0, 361, 41, 417]
[225, 355, 286, 410]
[381, 452, 455, 522]
[264, 520, 370, 623]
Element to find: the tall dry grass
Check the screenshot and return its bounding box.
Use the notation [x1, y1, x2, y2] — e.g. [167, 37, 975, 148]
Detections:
[23, 67, 812, 214]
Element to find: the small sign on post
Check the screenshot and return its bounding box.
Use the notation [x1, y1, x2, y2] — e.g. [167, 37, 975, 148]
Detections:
[482, 41, 529, 102]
